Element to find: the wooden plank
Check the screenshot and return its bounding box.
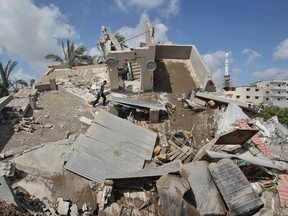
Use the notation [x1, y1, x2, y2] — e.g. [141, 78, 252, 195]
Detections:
[169, 150, 182, 161]
[179, 148, 194, 162]
[175, 146, 190, 161]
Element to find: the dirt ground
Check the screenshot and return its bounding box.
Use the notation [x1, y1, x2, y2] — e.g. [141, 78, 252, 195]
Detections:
[153, 59, 215, 145]
[1, 89, 94, 154]
[0, 201, 31, 216]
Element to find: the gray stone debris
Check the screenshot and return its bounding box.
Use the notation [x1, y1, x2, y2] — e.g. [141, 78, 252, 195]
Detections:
[14, 117, 39, 133]
[44, 123, 54, 128]
[57, 197, 70, 215]
[0, 162, 15, 177]
[70, 203, 79, 216]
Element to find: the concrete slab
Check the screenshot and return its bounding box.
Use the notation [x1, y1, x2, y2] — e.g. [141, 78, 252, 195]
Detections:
[11, 139, 71, 177]
[0, 95, 13, 111]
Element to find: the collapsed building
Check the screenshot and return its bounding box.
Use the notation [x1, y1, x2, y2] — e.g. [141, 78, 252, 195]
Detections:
[0, 22, 288, 216]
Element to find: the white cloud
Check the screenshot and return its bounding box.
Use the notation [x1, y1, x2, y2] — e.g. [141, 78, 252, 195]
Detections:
[0, 0, 77, 78]
[159, 0, 180, 17]
[116, 12, 171, 48]
[115, 0, 180, 16]
[252, 68, 288, 80]
[11, 68, 34, 82]
[242, 48, 261, 64]
[203, 51, 229, 88]
[273, 38, 288, 60]
[232, 68, 242, 85]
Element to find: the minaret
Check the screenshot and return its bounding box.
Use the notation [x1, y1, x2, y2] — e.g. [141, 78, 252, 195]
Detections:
[223, 52, 231, 91]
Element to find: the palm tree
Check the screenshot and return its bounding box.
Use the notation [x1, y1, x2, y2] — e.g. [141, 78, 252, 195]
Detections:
[45, 40, 93, 67]
[12, 79, 29, 92]
[0, 60, 18, 97]
[114, 32, 128, 48]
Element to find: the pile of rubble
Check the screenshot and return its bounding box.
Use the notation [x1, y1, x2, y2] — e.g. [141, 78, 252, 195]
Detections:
[1, 66, 288, 215]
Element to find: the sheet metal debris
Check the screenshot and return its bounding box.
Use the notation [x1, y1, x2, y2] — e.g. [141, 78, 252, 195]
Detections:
[65, 109, 157, 182]
[206, 150, 288, 171]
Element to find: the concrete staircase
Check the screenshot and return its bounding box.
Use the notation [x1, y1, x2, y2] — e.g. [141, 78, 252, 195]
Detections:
[130, 62, 141, 80]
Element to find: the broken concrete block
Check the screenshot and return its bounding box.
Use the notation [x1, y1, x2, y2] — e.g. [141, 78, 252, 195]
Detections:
[57, 197, 70, 215]
[70, 203, 79, 216]
[207, 100, 216, 108]
[82, 203, 88, 212]
[153, 145, 162, 155]
[64, 131, 70, 139]
[79, 116, 93, 125]
[0, 162, 15, 177]
[44, 123, 54, 128]
[157, 154, 168, 162]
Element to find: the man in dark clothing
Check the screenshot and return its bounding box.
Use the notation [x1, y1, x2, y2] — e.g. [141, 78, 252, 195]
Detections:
[91, 80, 107, 107]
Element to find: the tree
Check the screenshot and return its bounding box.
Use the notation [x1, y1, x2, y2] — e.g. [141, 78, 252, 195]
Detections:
[114, 32, 128, 48]
[45, 40, 93, 67]
[12, 79, 29, 92]
[0, 60, 18, 97]
[257, 105, 288, 126]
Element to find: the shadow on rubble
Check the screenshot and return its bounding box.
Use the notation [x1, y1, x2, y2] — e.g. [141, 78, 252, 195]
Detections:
[118, 106, 168, 122]
[0, 123, 14, 153]
[153, 59, 173, 93]
[7, 169, 44, 214]
[0, 108, 37, 153]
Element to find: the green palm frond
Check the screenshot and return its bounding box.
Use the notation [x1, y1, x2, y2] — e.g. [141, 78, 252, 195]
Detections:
[45, 39, 93, 67]
[0, 60, 18, 97]
[45, 54, 63, 63]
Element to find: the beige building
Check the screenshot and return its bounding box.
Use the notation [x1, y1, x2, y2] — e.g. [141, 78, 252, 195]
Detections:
[223, 80, 288, 108]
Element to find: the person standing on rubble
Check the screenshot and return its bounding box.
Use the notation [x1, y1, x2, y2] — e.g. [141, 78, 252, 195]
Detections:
[91, 80, 107, 107]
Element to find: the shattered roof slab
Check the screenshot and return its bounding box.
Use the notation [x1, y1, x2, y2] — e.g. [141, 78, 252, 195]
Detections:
[65, 110, 157, 182]
[111, 96, 166, 111]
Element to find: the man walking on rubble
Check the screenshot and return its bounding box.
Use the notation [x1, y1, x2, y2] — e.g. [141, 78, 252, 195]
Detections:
[91, 80, 107, 107]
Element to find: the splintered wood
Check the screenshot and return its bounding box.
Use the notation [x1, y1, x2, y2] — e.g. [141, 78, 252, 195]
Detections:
[168, 140, 195, 164]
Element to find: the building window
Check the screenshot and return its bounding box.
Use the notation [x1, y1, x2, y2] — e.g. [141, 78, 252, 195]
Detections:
[246, 88, 251, 91]
[266, 91, 269, 94]
[278, 84, 281, 87]
[236, 95, 240, 99]
[278, 91, 281, 94]
[266, 98, 269, 101]
[255, 96, 259, 99]
[255, 89, 259, 92]
[246, 96, 250, 99]
[278, 98, 280, 101]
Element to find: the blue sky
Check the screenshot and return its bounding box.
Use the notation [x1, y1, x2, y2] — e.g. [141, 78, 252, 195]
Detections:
[1, 0, 288, 89]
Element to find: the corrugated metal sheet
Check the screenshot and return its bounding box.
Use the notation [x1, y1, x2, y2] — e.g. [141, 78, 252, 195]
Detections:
[92, 109, 157, 146]
[111, 96, 166, 111]
[109, 160, 182, 179]
[65, 151, 127, 182]
[0, 176, 18, 206]
[65, 110, 157, 182]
